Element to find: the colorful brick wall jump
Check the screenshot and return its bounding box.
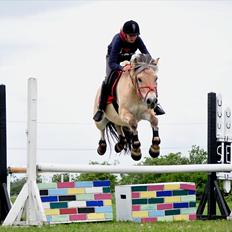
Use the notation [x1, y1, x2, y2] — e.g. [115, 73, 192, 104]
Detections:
[38, 180, 113, 224]
[115, 182, 196, 222]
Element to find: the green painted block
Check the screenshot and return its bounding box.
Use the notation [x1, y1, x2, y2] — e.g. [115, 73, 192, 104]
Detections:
[131, 186, 147, 192]
[148, 198, 164, 204]
[49, 215, 69, 222]
[189, 201, 196, 207]
[105, 212, 113, 219]
[157, 215, 173, 222]
[76, 193, 94, 200]
[132, 199, 147, 205]
[103, 187, 111, 193]
[172, 190, 188, 196]
[50, 202, 68, 209]
[165, 209, 180, 216]
[140, 204, 157, 211]
[37, 183, 57, 190]
[181, 208, 196, 215]
[181, 195, 196, 202]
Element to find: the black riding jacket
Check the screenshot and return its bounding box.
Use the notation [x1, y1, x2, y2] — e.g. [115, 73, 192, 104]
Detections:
[107, 31, 149, 71]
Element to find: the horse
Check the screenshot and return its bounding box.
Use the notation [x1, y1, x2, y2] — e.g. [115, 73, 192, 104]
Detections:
[93, 53, 161, 161]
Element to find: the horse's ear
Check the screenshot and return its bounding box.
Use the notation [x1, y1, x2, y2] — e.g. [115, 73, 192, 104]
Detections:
[152, 57, 160, 65]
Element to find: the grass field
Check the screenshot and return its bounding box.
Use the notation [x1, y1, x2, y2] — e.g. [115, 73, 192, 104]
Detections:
[0, 220, 232, 232]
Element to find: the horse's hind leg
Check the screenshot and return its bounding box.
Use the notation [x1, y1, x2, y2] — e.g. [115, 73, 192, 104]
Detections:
[131, 130, 142, 161]
[97, 129, 107, 156]
[149, 127, 161, 158]
[114, 126, 126, 153]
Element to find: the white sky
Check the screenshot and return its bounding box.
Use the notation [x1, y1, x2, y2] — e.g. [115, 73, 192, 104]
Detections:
[1, 0, 232, 167]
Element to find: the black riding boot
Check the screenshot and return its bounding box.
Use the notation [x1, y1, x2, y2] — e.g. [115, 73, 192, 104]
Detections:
[154, 103, 165, 115]
[93, 81, 108, 122]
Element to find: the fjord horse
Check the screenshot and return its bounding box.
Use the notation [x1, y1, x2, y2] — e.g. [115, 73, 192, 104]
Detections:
[93, 53, 160, 161]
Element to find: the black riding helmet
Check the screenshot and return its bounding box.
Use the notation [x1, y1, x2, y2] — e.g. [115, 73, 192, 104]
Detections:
[122, 20, 140, 35]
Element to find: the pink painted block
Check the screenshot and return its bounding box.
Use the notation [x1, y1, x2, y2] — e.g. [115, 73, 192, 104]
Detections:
[70, 214, 87, 221]
[57, 182, 75, 188]
[157, 203, 173, 210]
[147, 185, 164, 191]
[132, 205, 140, 211]
[180, 183, 196, 190]
[131, 192, 140, 198]
[141, 217, 157, 223]
[189, 214, 197, 221]
[94, 193, 112, 200]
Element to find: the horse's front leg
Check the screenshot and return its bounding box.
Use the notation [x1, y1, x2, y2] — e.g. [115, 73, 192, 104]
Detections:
[119, 108, 142, 161]
[148, 112, 161, 158]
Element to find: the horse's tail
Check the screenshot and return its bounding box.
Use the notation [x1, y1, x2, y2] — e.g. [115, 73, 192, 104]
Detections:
[105, 122, 131, 153]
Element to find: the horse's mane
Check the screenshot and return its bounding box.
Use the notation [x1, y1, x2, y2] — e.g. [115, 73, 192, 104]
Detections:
[131, 53, 158, 75]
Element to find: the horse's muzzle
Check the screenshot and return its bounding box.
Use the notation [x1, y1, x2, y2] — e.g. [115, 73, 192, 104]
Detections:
[146, 97, 158, 109]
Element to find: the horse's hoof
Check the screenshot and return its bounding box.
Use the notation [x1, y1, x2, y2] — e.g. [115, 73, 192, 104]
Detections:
[97, 140, 107, 156]
[149, 145, 160, 158]
[131, 148, 142, 161]
[115, 143, 124, 153]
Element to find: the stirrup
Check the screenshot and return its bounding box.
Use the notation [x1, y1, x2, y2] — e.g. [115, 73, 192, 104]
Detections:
[154, 104, 165, 115]
[93, 110, 104, 122]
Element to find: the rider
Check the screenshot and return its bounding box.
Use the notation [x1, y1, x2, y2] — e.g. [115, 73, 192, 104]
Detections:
[93, 20, 165, 122]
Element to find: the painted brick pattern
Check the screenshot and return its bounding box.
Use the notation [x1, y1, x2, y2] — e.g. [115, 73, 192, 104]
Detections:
[38, 180, 113, 223]
[116, 182, 196, 223]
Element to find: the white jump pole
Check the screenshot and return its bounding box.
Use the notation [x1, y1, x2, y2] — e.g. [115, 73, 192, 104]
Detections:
[37, 163, 232, 174]
[3, 78, 46, 226]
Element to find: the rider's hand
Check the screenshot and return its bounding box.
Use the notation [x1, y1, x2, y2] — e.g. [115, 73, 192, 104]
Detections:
[122, 64, 132, 72]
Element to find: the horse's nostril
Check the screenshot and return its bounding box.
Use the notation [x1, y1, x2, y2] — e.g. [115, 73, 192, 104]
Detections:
[155, 98, 158, 104]
[147, 99, 151, 105]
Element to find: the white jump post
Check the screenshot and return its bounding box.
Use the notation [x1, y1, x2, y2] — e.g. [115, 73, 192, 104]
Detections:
[3, 78, 46, 226]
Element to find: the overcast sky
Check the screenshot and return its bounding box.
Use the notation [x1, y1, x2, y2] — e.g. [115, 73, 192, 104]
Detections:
[1, 0, 232, 168]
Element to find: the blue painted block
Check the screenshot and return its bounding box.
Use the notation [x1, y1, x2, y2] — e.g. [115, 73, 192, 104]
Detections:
[86, 200, 104, 207]
[41, 196, 58, 202]
[173, 202, 189, 208]
[46, 216, 52, 222]
[157, 191, 172, 197]
[48, 189, 67, 195]
[188, 190, 196, 195]
[95, 206, 113, 213]
[133, 218, 141, 223]
[75, 181, 93, 188]
[93, 180, 110, 187]
[148, 210, 165, 217]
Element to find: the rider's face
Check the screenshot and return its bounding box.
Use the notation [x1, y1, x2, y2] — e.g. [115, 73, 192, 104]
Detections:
[126, 34, 138, 43]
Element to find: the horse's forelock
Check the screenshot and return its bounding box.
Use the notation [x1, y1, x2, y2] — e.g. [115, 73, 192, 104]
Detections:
[131, 54, 158, 75]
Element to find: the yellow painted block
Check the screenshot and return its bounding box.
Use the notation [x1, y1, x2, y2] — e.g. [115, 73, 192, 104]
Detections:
[87, 213, 105, 220]
[165, 196, 181, 203]
[140, 191, 156, 198]
[104, 200, 112, 206]
[68, 188, 85, 194]
[164, 184, 180, 190]
[132, 211, 149, 218]
[44, 209, 59, 216]
[174, 214, 189, 221]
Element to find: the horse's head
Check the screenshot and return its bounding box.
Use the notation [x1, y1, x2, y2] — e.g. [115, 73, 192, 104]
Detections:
[130, 54, 159, 109]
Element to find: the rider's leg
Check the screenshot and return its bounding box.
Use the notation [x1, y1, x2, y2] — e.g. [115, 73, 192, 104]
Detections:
[154, 103, 165, 115]
[93, 80, 108, 122]
[153, 88, 165, 115]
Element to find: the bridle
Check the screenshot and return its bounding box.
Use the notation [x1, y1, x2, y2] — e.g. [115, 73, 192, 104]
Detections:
[129, 65, 158, 102]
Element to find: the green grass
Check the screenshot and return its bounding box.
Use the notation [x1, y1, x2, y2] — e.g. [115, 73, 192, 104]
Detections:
[1, 220, 232, 232]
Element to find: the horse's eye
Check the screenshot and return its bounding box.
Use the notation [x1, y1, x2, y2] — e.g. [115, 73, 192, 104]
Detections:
[138, 78, 142, 83]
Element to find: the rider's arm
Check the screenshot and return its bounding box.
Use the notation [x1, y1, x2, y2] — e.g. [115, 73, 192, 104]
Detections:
[137, 37, 150, 54]
[108, 35, 123, 71]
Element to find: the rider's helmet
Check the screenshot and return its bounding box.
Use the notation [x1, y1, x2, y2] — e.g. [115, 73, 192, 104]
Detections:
[122, 20, 140, 35]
